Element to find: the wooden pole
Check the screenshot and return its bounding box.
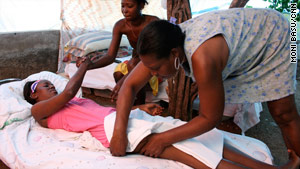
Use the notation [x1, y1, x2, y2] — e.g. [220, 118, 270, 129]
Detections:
[166, 0, 197, 121]
[229, 0, 249, 8]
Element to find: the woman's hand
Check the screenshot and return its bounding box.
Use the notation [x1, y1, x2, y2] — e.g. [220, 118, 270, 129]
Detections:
[111, 79, 123, 102]
[76, 56, 93, 68]
[137, 103, 163, 116]
[140, 133, 167, 158]
[110, 132, 128, 156]
[81, 56, 92, 68]
[76, 57, 84, 67]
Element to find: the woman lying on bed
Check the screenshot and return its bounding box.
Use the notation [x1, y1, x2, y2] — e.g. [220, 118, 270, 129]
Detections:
[23, 57, 299, 169]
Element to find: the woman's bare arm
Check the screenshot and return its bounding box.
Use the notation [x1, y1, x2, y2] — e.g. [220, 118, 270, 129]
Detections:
[140, 35, 230, 157]
[87, 20, 124, 70]
[110, 62, 152, 156]
[163, 35, 228, 143]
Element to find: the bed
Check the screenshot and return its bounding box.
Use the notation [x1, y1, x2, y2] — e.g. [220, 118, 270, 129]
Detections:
[0, 71, 275, 169]
[0, 71, 186, 169]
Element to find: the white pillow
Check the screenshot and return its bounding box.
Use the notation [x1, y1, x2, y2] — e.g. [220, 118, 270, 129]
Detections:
[0, 71, 80, 129]
[64, 31, 130, 57]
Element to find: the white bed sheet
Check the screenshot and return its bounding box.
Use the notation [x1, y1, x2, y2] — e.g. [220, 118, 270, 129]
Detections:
[0, 71, 274, 169]
[0, 117, 192, 169]
[64, 57, 169, 103]
[0, 111, 274, 169]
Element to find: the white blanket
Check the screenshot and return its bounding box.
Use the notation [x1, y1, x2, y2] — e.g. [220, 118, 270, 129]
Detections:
[105, 109, 273, 169]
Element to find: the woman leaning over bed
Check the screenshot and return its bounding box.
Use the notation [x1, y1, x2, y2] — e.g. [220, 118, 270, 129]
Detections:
[109, 8, 300, 159]
[23, 56, 300, 169]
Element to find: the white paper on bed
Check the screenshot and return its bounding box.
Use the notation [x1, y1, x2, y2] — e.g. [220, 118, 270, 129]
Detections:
[64, 57, 169, 102]
[105, 109, 273, 169]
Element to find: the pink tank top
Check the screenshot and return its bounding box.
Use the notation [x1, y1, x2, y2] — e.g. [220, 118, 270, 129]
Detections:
[47, 97, 115, 147]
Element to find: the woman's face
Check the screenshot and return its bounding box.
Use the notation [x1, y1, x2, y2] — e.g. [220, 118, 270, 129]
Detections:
[140, 53, 178, 80]
[121, 0, 142, 21]
[33, 80, 58, 102]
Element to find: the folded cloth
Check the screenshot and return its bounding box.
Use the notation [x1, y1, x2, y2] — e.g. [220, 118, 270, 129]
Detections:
[114, 60, 129, 75]
[105, 109, 273, 169]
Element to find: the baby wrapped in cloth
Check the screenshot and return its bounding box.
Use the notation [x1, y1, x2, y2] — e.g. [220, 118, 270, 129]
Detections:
[104, 109, 273, 169]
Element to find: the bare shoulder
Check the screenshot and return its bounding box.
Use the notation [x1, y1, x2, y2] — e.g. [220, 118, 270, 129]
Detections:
[192, 34, 229, 73]
[31, 103, 39, 115]
[115, 18, 126, 26]
[144, 15, 160, 23]
[31, 103, 49, 128]
[113, 19, 126, 32]
[30, 101, 46, 122]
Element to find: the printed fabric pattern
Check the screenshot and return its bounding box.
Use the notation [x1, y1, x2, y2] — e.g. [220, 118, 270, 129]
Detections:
[180, 8, 296, 103]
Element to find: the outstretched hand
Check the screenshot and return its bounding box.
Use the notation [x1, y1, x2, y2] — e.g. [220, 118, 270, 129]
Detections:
[76, 56, 95, 68]
[82, 56, 92, 67]
[76, 57, 85, 67]
[137, 103, 163, 116]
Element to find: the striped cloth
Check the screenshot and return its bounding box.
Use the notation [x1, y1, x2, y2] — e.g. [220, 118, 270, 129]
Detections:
[64, 31, 130, 57]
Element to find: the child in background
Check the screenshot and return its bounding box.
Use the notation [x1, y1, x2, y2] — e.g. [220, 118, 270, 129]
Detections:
[23, 57, 300, 169]
[77, 0, 159, 105]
